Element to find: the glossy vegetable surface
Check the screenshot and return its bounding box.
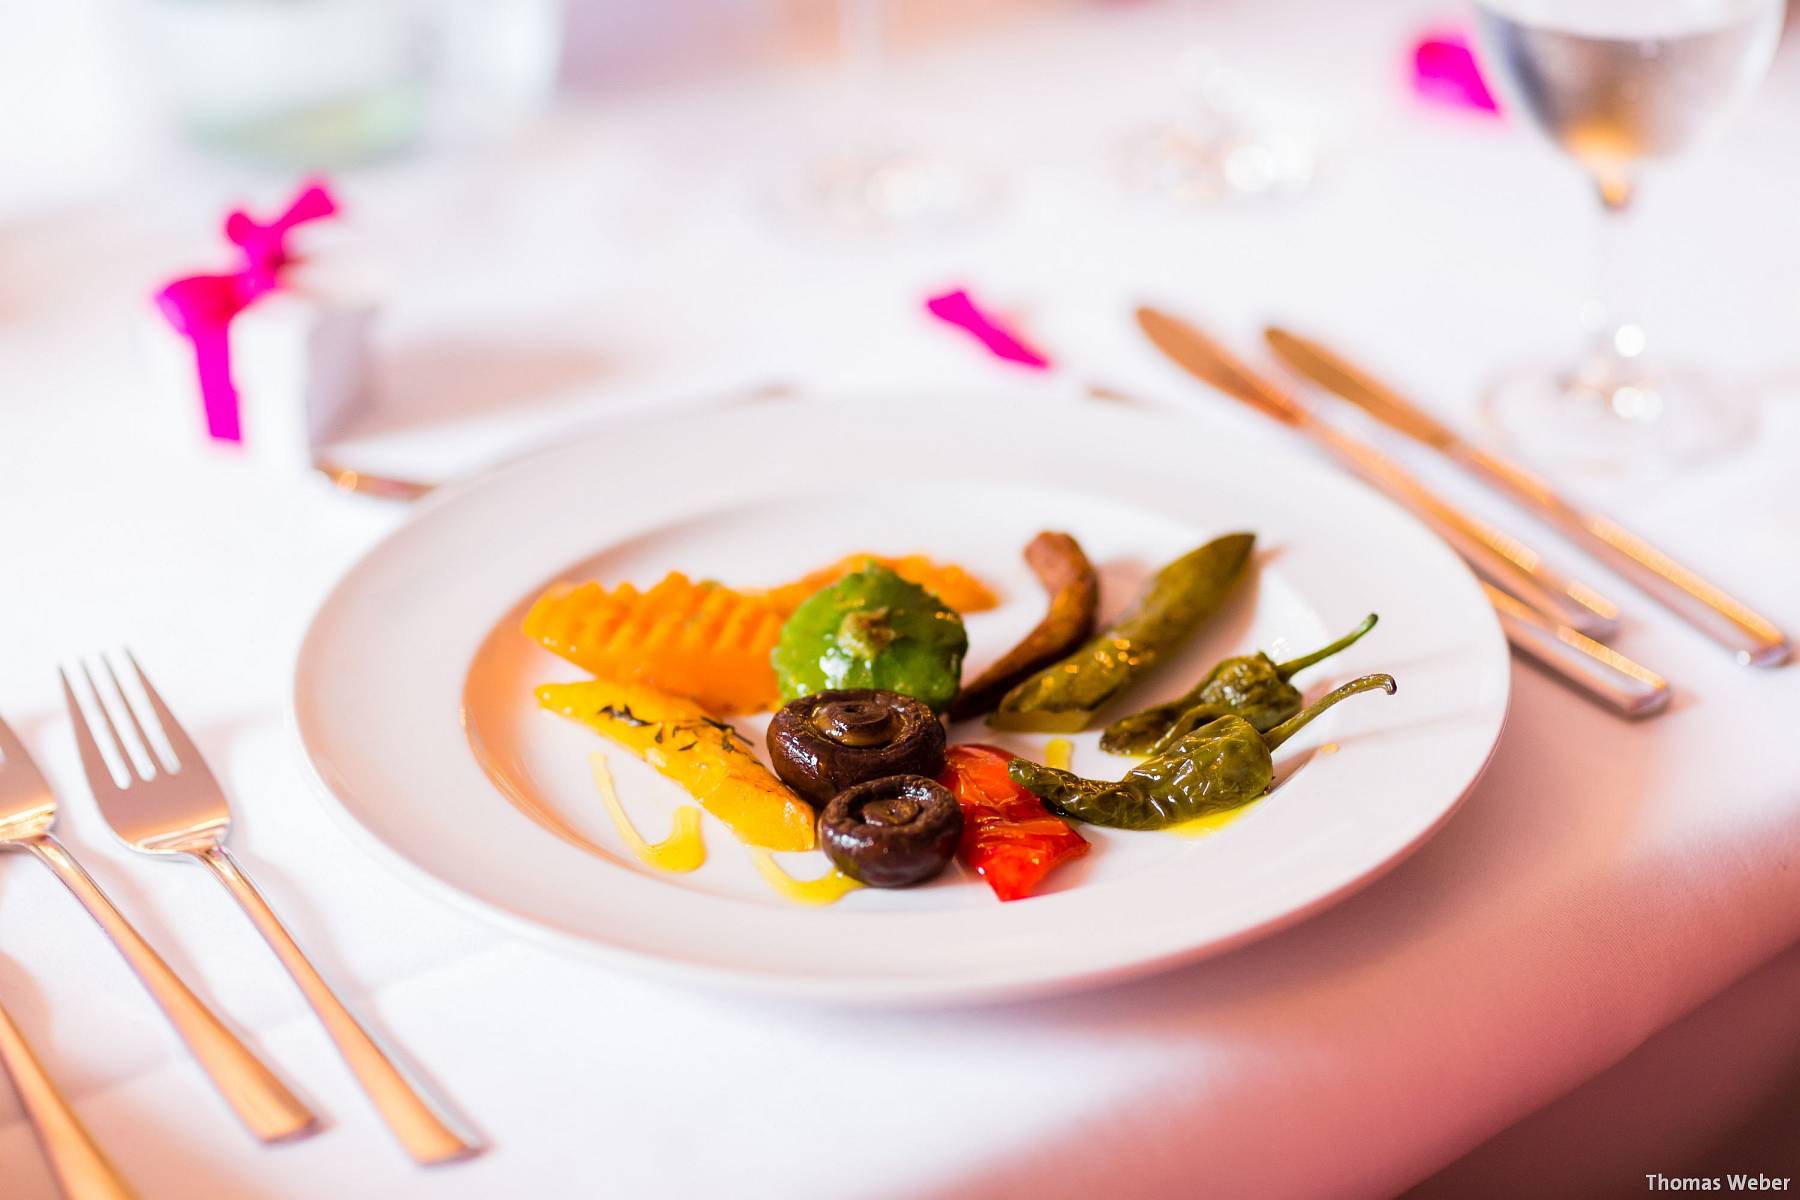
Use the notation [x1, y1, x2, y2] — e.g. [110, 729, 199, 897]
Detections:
[1101, 614, 1379, 754]
[949, 531, 1100, 722]
[537, 678, 816, 850]
[990, 532, 1256, 732]
[524, 573, 783, 714]
[758, 554, 998, 616]
[766, 689, 946, 805]
[1010, 674, 1396, 829]
[818, 775, 964, 887]
[938, 744, 1089, 901]
[771, 565, 968, 713]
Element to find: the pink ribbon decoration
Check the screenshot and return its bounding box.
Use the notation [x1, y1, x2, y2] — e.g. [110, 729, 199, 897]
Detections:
[1412, 33, 1499, 114]
[154, 181, 339, 444]
[925, 289, 1052, 370]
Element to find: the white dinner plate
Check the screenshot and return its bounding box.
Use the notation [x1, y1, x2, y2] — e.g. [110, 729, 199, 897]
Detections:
[294, 393, 1509, 1004]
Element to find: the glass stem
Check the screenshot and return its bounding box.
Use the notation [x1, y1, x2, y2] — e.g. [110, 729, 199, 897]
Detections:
[1583, 175, 1645, 390]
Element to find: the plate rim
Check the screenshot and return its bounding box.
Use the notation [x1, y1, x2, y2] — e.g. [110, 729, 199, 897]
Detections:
[291, 393, 1511, 1005]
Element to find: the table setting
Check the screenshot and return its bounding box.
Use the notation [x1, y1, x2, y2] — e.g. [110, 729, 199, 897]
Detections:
[3, 0, 1799, 1196]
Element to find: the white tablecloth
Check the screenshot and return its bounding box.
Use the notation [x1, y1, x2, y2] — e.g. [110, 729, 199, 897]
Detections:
[2, 2, 1798, 1196]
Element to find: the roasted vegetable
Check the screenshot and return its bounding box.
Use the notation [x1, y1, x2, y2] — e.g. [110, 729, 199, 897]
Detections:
[1101, 614, 1379, 754]
[524, 574, 783, 714]
[767, 689, 946, 806]
[990, 533, 1255, 732]
[818, 775, 963, 887]
[536, 678, 816, 851]
[938, 744, 1089, 901]
[771, 565, 968, 713]
[949, 532, 1100, 722]
[758, 553, 998, 616]
[1010, 674, 1396, 829]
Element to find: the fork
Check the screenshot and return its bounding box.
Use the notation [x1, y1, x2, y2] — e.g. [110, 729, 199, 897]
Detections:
[0, 995, 136, 1199]
[0, 716, 314, 1143]
[60, 653, 482, 1166]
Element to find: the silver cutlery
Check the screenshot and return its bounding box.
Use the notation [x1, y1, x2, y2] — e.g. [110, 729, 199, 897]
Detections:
[0, 996, 136, 1200]
[1136, 306, 1622, 638]
[1263, 326, 1791, 668]
[1482, 583, 1671, 717]
[1133, 306, 1672, 717]
[60, 653, 482, 1166]
[0, 717, 315, 1142]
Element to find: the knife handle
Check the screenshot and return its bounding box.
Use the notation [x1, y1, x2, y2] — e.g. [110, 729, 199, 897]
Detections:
[1439, 443, 1788, 666]
[1484, 583, 1670, 717]
[1309, 423, 1622, 638]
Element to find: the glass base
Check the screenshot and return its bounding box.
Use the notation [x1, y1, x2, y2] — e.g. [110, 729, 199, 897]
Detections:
[766, 145, 995, 236]
[1480, 355, 1756, 479]
[1119, 116, 1313, 204]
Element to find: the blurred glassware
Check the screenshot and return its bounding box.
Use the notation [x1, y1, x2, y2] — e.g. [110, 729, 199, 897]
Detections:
[139, 0, 563, 168]
[1472, 0, 1784, 476]
[768, 0, 995, 234]
[1118, 28, 1314, 205]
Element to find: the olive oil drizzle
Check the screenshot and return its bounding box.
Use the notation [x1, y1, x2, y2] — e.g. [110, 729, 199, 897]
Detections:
[1166, 806, 1250, 838]
[589, 753, 706, 872]
[745, 848, 863, 906]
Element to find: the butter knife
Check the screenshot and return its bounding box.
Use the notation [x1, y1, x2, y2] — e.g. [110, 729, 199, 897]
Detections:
[1136, 307, 1622, 639]
[1264, 327, 1790, 668]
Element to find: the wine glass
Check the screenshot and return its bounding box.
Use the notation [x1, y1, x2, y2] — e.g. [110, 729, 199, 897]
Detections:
[1118, 5, 1314, 205]
[769, 0, 992, 234]
[1471, 0, 1784, 475]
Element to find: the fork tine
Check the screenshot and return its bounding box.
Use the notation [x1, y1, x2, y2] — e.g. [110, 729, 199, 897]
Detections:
[60, 667, 124, 793]
[103, 654, 174, 775]
[123, 650, 204, 775]
[78, 660, 149, 783]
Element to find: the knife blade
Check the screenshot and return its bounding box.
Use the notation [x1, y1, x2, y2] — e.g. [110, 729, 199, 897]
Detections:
[1135, 306, 1622, 639]
[1265, 326, 1790, 668]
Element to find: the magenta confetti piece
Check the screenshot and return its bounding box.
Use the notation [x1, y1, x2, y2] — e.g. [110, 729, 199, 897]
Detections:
[925, 289, 1051, 369]
[1412, 33, 1499, 114]
[154, 181, 340, 444]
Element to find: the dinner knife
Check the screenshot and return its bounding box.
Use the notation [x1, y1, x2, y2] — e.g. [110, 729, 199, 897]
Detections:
[1135, 307, 1623, 639]
[1482, 583, 1671, 717]
[1263, 327, 1791, 668]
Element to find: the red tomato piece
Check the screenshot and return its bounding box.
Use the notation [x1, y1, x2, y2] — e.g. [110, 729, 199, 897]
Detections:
[938, 744, 1089, 901]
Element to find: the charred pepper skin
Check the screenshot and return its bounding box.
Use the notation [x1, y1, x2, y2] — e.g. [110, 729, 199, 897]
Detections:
[989, 532, 1256, 733]
[1100, 614, 1379, 755]
[1011, 674, 1396, 830]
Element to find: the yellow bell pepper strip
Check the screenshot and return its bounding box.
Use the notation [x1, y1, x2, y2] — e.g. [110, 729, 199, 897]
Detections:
[537, 678, 817, 852]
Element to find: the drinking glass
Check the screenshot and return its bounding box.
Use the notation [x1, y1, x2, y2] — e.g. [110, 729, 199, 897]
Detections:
[769, 0, 991, 234]
[1118, 45, 1314, 205]
[1471, 0, 1784, 474]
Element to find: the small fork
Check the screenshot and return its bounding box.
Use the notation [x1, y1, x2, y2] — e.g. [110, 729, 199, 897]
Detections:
[60, 652, 482, 1166]
[0, 716, 314, 1143]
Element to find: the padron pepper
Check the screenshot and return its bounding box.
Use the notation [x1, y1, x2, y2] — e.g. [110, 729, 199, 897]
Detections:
[989, 532, 1255, 732]
[1101, 613, 1379, 755]
[1009, 673, 1396, 830]
[771, 565, 968, 713]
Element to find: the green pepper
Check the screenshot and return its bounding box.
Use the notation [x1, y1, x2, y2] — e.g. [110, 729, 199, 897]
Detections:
[989, 532, 1255, 733]
[1100, 613, 1378, 755]
[1009, 673, 1396, 829]
[771, 565, 967, 713]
